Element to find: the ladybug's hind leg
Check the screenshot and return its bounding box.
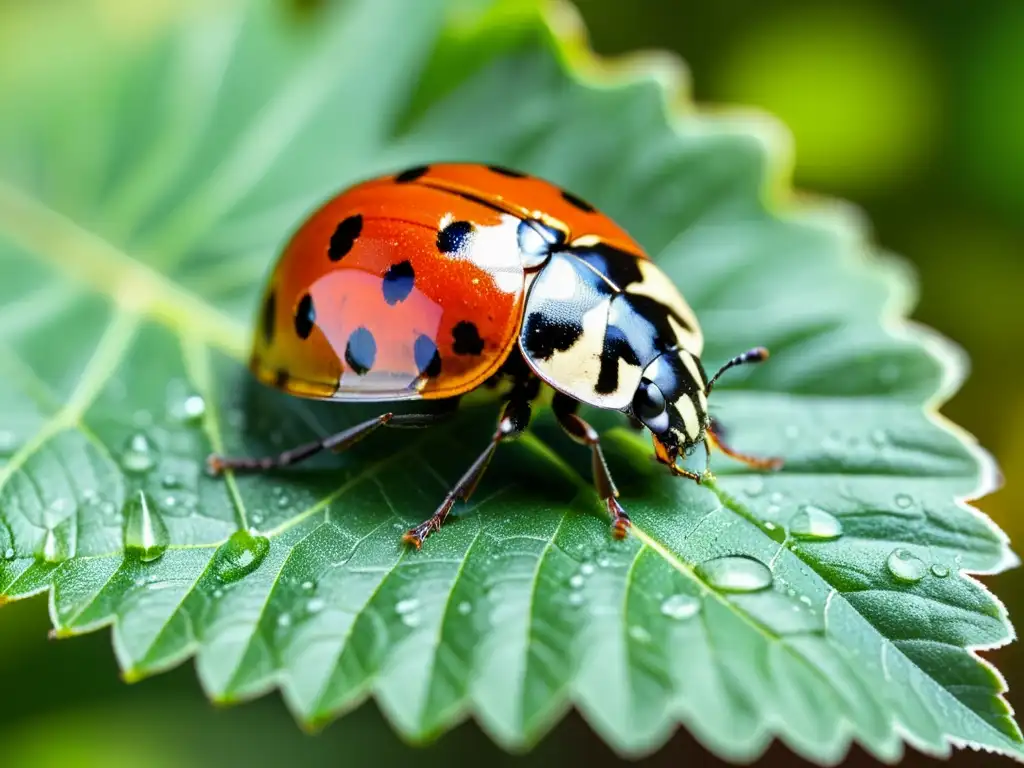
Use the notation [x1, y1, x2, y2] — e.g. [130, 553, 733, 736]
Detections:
[206, 400, 460, 476]
[552, 393, 631, 539]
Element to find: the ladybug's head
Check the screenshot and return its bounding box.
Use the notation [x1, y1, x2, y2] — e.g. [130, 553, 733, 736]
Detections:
[629, 346, 772, 471]
[629, 350, 710, 460]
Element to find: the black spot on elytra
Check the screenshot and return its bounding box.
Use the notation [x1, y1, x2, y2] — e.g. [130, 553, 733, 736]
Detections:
[294, 293, 315, 339]
[382, 260, 415, 305]
[344, 327, 376, 375]
[452, 321, 484, 356]
[437, 220, 474, 254]
[328, 215, 362, 261]
[274, 369, 289, 389]
[395, 165, 429, 183]
[562, 189, 596, 213]
[414, 335, 442, 378]
[261, 291, 276, 345]
[522, 311, 582, 361]
[488, 165, 526, 178]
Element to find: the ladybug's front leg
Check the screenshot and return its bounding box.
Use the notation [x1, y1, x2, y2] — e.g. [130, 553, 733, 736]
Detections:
[552, 393, 631, 539]
[402, 390, 533, 549]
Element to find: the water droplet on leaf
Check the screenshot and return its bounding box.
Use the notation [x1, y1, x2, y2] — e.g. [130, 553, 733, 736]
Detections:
[396, 597, 420, 627]
[697, 555, 773, 593]
[38, 527, 70, 563]
[894, 493, 913, 509]
[628, 625, 651, 643]
[569, 573, 585, 589]
[179, 395, 206, 423]
[887, 548, 927, 583]
[930, 563, 949, 578]
[457, 600, 472, 616]
[789, 505, 843, 541]
[213, 530, 270, 582]
[121, 432, 158, 474]
[660, 593, 701, 620]
[123, 491, 170, 562]
[3, 548, 14, 560]
[0, 430, 18, 455]
[306, 597, 326, 614]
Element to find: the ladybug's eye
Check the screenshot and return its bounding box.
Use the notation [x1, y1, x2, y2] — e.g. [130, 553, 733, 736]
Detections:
[633, 380, 667, 423]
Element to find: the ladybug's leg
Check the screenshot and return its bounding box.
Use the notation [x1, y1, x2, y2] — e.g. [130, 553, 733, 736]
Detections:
[552, 392, 631, 539]
[704, 422, 783, 472]
[207, 404, 458, 475]
[402, 390, 533, 549]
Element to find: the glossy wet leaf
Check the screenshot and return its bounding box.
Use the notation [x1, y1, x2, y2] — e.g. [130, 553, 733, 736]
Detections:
[0, 0, 1019, 764]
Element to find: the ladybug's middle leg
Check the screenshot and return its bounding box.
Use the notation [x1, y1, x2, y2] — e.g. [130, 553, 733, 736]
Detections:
[552, 392, 631, 539]
[402, 385, 535, 549]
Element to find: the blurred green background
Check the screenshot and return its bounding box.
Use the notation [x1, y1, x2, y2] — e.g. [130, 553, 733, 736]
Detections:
[1, 0, 1021, 766]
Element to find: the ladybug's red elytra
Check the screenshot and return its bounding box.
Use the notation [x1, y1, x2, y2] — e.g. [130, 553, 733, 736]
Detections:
[207, 163, 783, 547]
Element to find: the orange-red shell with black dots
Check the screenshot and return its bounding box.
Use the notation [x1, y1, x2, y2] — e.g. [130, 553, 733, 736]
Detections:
[250, 162, 651, 403]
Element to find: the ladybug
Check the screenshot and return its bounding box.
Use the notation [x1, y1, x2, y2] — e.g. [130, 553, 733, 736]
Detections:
[208, 163, 783, 547]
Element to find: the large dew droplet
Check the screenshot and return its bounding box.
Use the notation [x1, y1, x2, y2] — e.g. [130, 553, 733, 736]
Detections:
[38, 527, 71, 563]
[120, 432, 158, 475]
[123, 491, 170, 563]
[886, 548, 927, 583]
[789, 505, 843, 541]
[213, 530, 270, 582]
[697, 555, 773, 593]
[660, 593, 701, 620]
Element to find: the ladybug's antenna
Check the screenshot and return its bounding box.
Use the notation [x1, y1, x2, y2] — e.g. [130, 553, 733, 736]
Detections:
[707, 347, 770, 393]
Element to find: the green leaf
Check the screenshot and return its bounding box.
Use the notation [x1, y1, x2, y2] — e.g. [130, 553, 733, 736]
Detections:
[0, 0, 1019, 764]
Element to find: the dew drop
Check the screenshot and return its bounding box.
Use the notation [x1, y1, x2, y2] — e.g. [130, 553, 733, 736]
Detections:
[769, 491, 785, 504]
[123, 491, 170, 563]
[744, 477, 765, 498]
[3, 547, 14, 560]
[568, 591, 585, 606]
[886, 548, 927, 583]
[659, 593, 701, 620]
[277, 613, 292, 628]
[120, 432, 158, 475]
[789, 505, 843, 541]
[580, 562, 595, 577]
[213, 530, 270, 582]
[306, 597, 326, 615]
[697, 555, 773, 593]
[161, 474, 181, 490]
[38, 528, 70, 563]
[396, 597, 419, 615]
[0, 430, 18, 455]
[396, 597, 420, 627]
[628, 625, 652, 643]
[569, 573, 585, 589]
[179, 395, 206, 423]
[457, 600, 472, 616]
[894, 493, 914, 509]
[301, 580, 315, 591]
[930, 563, 950, 578]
